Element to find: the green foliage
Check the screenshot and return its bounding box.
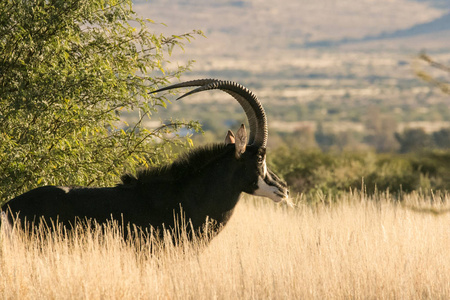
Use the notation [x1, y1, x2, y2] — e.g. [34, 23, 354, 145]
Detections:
[0, 0, 203, 202]
[269, 147, 450, 200]
[433, 128, 450, 149]
[395, 128, 434, 153]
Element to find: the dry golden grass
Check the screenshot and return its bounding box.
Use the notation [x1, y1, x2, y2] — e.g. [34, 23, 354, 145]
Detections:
[1, 192, 449, 299]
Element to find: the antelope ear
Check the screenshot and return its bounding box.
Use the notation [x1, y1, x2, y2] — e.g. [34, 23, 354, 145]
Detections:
[235, 124, 247, 158]
[225, 130, 235, 145]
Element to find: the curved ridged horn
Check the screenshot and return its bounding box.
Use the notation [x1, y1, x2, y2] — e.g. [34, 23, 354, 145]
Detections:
[151, 79, 260, 144]
[149, 79, 219, 94]
[151, 79, 268, 148]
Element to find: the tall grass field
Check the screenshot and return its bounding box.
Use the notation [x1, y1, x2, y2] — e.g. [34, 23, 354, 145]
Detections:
[1, 192, 449, 299]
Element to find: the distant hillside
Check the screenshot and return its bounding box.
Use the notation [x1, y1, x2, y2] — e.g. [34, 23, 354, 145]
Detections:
[130, 0, 450, 152]
[412, 0, 449, 9]
[383, 12, 450, 37]
[305, 13, 450, 48]
[134, 0, 446, 56]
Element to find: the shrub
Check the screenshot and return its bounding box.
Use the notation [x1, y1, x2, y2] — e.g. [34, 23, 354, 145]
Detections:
[269, 147, 449, 198]
[0, 0, 202, 202]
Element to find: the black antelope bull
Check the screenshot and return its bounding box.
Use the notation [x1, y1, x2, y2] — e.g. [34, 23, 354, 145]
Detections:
[1, 79, 289, 241]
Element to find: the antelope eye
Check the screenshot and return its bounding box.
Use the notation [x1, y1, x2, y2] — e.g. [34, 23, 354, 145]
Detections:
[257, 155, 264, 164]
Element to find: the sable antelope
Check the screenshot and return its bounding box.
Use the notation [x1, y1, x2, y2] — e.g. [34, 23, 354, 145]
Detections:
[1, 79, 289, 241]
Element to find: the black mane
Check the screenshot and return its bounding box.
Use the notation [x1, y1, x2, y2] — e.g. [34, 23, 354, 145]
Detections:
[119, 143, 233, 186]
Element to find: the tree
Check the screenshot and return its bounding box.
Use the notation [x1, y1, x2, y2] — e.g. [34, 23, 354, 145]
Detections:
[314, 122, 335, 151]
[433, 128, 450, 149]
[395, 128, 433, 153]
[0, 0, 203, 202]
[364, 106, 399, 152]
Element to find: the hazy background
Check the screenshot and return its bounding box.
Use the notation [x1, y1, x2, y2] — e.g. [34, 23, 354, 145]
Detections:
[132, 0, 450, 151]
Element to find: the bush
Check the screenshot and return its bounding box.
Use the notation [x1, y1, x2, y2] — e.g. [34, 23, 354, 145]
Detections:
[269, 147, 450, 198]
[0, 0, 202, 202]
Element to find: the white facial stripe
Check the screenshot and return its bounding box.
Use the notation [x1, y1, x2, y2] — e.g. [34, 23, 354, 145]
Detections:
[262, 160, 268, 177]
[253, 177, 283, 203]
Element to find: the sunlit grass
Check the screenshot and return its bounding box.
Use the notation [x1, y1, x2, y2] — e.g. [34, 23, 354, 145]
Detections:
[1, 192, 449, 299]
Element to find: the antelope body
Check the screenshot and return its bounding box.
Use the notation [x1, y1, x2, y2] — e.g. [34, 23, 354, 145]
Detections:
[1, 79, 289, 240]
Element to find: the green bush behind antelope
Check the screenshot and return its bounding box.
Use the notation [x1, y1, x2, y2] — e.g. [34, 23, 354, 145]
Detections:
[269, 148, 450, 197]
